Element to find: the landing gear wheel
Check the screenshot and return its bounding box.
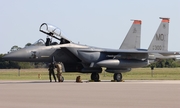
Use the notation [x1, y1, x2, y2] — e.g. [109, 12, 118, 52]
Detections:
[91, 73, 99, 82]
[61, 76, 64, 82]
[113, 73, 122, 82]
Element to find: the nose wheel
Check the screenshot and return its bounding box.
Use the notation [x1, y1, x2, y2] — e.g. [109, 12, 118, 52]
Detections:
[113, 73, 122, 82]
[61, 76, 64, 82]
[57, 74, 64, 82]
[91, 72, 100, 82]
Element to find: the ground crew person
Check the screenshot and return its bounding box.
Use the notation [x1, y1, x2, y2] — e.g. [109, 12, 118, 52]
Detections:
[48, 63, 56, 82]
[55, 62, 63, 82]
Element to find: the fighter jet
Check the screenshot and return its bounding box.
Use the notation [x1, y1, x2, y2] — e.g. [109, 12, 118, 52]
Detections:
[3, 18, 179, 82]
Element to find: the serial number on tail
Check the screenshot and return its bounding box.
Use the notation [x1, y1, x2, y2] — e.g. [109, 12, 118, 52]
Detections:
[152, 45, 165, 50]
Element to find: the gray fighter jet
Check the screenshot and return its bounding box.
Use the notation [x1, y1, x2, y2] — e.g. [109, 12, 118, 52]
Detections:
[3, 18, 179, 81]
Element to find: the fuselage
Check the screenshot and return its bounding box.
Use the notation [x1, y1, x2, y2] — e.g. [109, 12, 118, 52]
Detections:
[3, 42, 149, 70]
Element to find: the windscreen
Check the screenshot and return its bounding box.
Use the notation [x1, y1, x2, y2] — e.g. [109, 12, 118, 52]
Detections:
[31, 39, 45, 46]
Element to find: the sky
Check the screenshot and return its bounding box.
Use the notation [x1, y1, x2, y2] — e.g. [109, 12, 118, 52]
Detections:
[1, 0, 180, 54]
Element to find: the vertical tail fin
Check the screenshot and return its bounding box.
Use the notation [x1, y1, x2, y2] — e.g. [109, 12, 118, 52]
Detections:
[120, 20, 141, 49]
[148, 17, 170, 51]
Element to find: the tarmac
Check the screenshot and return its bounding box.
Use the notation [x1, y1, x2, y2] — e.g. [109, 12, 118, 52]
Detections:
[0, 80, 180, 108]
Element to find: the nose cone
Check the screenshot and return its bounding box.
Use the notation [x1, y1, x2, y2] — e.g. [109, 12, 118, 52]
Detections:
[3, 49, 29, 61]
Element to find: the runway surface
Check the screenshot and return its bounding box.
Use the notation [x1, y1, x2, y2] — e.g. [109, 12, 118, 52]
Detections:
[0, 80, 180, 108]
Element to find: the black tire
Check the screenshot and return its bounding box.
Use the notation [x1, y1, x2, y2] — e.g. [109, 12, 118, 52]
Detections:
[61, 76, 64, 82]
[113, 73, 122, 82]
[91, 73, 99, 81]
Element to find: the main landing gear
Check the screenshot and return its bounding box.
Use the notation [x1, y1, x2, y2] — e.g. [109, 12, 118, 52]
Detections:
[91, 72, 100, 82]
[90, 72, 123, 82]
[113, 73, 122, 82]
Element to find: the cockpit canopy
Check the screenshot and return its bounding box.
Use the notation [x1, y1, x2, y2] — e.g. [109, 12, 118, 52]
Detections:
[39, 23, 71, 44]
[31, 39, 45, 46]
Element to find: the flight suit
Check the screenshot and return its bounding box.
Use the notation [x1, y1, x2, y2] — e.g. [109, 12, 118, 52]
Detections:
[55, 63, 63, 82]
[49, 63, 56, 82]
